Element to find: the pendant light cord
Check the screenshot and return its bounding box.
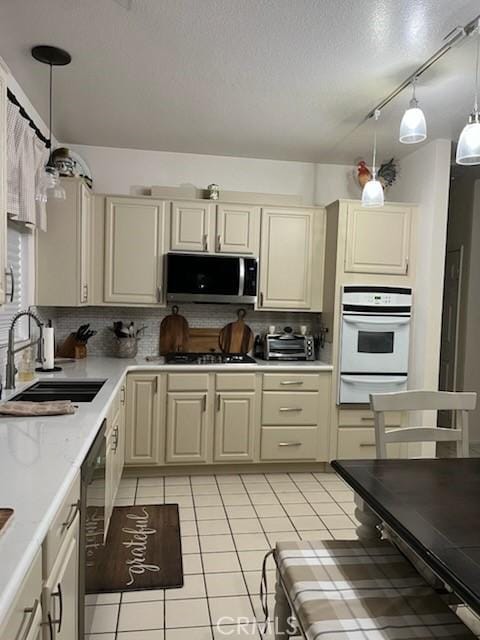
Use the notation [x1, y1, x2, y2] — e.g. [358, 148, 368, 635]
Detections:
[372, 109, 380, 176]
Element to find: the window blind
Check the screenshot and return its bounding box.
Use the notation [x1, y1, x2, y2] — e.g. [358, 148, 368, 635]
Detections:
[0, 224, 31, 344]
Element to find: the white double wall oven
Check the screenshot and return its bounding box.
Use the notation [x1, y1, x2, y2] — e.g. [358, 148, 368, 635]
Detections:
[339, 286, 412, 404]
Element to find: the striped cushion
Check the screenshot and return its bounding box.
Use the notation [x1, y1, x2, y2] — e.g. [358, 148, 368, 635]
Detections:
[275, 539, 475, 640]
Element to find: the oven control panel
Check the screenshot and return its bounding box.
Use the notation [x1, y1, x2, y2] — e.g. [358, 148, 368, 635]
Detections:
[342, 286, 412, 309]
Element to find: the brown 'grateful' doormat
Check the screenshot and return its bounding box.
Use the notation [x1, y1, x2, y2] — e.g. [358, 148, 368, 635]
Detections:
[86, 504, 184, 593]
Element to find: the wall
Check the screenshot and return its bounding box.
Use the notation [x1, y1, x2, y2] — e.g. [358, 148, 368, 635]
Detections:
[389, 139, 452, 412]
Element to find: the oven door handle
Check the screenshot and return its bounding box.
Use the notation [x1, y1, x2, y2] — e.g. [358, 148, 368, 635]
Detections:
[341, 375, 407, 385]
[343, 316, 410, 326]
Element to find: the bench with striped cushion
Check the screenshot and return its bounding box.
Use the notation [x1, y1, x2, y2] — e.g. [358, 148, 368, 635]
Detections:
[273, 539, 475, 640]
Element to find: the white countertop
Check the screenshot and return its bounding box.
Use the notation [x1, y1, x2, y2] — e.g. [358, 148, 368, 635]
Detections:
[0, 356, 332, 624]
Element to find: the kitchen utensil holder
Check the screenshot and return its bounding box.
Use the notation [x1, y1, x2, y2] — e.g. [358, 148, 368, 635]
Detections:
[113, 337, 138, 359]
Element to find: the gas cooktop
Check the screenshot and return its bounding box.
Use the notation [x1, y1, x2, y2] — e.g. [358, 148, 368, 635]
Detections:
[165, 352, 256, 365]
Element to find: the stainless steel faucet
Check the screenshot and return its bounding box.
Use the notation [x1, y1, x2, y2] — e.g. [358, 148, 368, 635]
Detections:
[5, 310, 44, 389]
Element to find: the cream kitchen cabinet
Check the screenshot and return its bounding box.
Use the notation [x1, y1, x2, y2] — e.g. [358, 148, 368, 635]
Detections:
[37, 177, 92, 306]
[258, 207, 325, 310]
[166, 392, 209, 463]
[344, 203, 412, 275]
[0, 65, 7, 306]
[125, 374, 162, 465]
[0, 550, 42, 640]
[216, 204, 260, 254]
[170, 200, 213, 252]
[42, 513, 79, 640]
[214, 392, 257, 461]
[104, 197, 166, 304]
[105, 384, 125, 535]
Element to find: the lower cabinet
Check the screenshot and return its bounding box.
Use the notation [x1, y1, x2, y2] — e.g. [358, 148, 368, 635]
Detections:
[125, 374, 162, 465]
[42, 513, 79, 640]
[105, 383, 126, 533]
[166, 392, 209, 463]
[214, 392, 256, 462]
[0, 550, 43, 640]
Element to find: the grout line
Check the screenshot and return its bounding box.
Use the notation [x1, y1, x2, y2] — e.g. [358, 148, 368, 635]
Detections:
[188, 474, 214, 640]
[215, 473, 263, 640]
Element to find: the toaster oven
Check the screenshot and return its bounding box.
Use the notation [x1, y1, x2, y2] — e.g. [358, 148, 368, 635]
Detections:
[264, 333, 315, 361]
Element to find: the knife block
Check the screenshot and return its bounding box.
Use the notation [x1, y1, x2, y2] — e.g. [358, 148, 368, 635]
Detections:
[56, 333, 87, 359]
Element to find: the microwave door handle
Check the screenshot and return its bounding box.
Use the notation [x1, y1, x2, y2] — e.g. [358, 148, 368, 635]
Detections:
[238, 258, 245, 296]
[342, 375, 407, 385]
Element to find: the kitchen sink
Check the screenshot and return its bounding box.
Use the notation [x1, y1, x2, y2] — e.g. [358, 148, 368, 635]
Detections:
[10, 379, 107, 403]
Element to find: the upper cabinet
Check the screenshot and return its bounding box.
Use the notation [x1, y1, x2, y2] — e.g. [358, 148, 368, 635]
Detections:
[258, 207, 325, 311]
[344, 203, 412, 275]
[170, 200, 213, 252]
[170, 200, 260, 255]
[0, 66, 7, 306]
[216, 204, 260, 254]
[104, 197, 166, 304]
[37, 177, 92, 306]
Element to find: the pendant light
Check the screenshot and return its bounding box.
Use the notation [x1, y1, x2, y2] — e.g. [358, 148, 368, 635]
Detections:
[457, 20, 480, 165]
[362, 109, 384, 208]
[31, 45, 72, 200]
[399, 77, 427, 144]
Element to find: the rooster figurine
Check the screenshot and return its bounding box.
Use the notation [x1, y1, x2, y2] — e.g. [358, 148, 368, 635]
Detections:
[357, 160, 372, 188]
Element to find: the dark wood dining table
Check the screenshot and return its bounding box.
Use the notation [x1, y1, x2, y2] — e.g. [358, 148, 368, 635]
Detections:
[331, 458, 480, 615]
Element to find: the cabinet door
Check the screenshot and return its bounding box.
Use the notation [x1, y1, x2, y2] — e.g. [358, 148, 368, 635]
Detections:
[1, 551, 42, 640]
[166, 392, 208, 463]
[170, 201, 213, 252]
[0, 67, 7, 305]
[259, 208, 314, 309]
[104, 198, 165, 304]
[216, 204, 259, 254]
[79, 183, 91, 304]
[345, 204, 412, 275]
[43, 514, 79, 640]
[125, 374, 160, 465]
[214, 392, 255, 461]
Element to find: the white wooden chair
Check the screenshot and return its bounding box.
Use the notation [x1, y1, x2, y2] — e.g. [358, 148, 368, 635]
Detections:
[370, 390, 477, 459]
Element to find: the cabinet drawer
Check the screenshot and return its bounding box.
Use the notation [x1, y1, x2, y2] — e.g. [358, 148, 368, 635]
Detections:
[43, 473, 80, 576]
[1, 550, 42, 640]
[337, 428, 401, 459]
[168, 373, 209, 391]
[216, 373, 256, 391]
[261, 427, 317, 460]
[262, 392, 318, 425]
[338, 409, 403, 428]
[263, 373, 320, 391]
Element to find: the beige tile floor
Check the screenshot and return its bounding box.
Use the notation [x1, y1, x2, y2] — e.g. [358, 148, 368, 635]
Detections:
[85, 471, 358, 640]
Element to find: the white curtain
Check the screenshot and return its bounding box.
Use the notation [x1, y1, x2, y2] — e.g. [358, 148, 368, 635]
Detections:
[6, 100, 49, 230]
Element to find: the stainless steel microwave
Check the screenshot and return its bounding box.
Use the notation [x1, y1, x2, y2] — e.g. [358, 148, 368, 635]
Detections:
[166, 253, 258, 304]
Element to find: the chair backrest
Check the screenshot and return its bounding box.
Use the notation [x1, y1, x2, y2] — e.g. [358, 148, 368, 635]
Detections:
[369, 390, 477, 459]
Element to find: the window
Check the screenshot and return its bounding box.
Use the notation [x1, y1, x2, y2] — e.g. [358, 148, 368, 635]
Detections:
[0, 222, 34, 344]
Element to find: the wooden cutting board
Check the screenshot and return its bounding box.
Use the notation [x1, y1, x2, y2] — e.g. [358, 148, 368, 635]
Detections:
[218, 309, 254, 354]
[189, 328, 221, 353]
[0, 509, 14, 536]
[160, 306, 189, 354]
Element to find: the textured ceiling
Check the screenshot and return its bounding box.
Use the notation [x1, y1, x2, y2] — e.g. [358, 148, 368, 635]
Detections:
[0, 0, 479, 163]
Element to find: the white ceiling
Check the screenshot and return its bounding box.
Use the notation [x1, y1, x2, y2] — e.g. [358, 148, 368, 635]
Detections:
[0, 0, 479, 163]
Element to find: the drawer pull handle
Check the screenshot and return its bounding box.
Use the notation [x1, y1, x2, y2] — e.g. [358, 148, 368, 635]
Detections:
[359, 443, 375, 447]
[21, 599, 40, 640]
[121, 385, 126, 404]
[61, 501, 79, 532]
[202, 394, 207, 412]
[279, 407, 302, 412]
[361, 417, 374, 422]
[217, 394, 221, 411]
[280, 380, 303, 385]
[278, 441, 302, 447]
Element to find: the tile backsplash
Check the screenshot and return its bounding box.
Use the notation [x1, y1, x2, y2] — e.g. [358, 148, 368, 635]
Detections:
[37, 305, 323, 358]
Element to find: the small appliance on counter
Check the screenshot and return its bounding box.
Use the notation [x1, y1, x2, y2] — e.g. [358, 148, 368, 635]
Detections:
[338, 285, 412, 404]
[262, 327, 316, 361]
[165, 352, 256, 365]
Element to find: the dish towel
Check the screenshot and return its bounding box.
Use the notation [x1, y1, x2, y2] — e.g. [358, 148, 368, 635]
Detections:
[0, 400, 76, 416]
